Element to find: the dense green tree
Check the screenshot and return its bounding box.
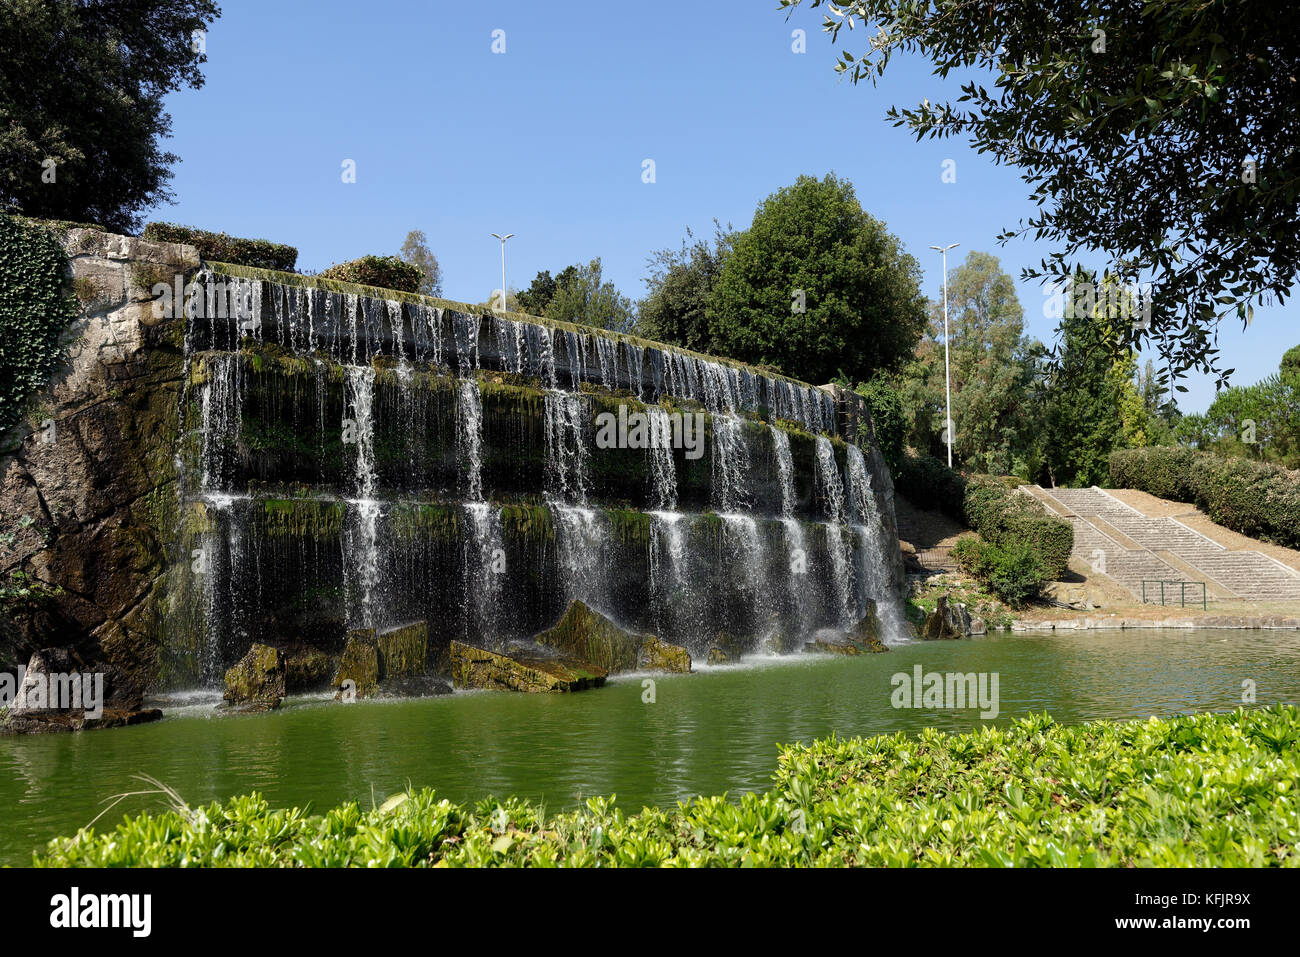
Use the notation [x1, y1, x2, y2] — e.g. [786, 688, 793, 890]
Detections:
[708, 174, 926, 384]
[854, 372, 905, 470]
[637, 222, 734, 352]
[785, 0, 1300, 387]
[889, 251, 1039, 475]
[544, 259, 635, 333]
[399, 230, 443, 298]
[0, 0, 221, 232]
[1040, 275, 1141, 486]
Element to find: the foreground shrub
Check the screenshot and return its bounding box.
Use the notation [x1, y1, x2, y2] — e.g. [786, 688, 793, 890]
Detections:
[319, 255, 422, 294]
[952, 536, 1048, 607]
[1111, 447, 1300, 548]
[34, 706, 1300, 867]
[142, 222, 298, 271]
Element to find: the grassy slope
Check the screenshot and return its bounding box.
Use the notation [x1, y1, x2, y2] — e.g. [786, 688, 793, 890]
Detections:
[33, 706, 1300, 867]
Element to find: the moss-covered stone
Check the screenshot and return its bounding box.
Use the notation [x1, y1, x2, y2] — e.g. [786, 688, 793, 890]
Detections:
[449, 640, 607, 693]
[377, 621, 427, 678]
[534, 600, 691, 674]
[222, 643, 286, 712]
[285, 647, 338, 693]
[333, 629, 380, 699]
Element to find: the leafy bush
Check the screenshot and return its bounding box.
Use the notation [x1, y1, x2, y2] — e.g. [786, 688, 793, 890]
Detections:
[1111, 447, 1300, 548]
[142, 222, 298, 271]
[855, 373, 905, 470]
[895, 455, 1072, 580]
[952, 536, 1048, 607]
[34, 706, 1300, 867]
[962, 475, 1072, 579]
[319, 255, 422, 294]
[0, 214, 78, 436]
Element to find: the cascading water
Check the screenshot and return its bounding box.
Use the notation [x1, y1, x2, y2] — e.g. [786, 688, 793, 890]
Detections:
[815, 436, 855, 629]
[180, 268, 908, 686]
[343, 365, 381, 630]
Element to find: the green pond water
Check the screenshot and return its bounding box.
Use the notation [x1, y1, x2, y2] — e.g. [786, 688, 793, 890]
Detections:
[3, 628, 1298, 865]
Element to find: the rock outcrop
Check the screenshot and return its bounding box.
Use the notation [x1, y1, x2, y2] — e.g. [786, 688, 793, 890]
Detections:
[534, 600, 691, 674]
[1, 646, 161, 734]
[0, 228, 198, 704]
[919, 595, 972, 640]
[450, 640, 607, 693]
[222, 643, 285, 712]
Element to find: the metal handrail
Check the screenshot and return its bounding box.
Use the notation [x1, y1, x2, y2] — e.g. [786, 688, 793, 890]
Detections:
[1140, 579, 1207, 611]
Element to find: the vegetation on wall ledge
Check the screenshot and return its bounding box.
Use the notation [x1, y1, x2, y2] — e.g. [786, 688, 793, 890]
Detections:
[0, 214, 79, 437]
[319, 255, 422, 294]
[142, 223, 298, 272]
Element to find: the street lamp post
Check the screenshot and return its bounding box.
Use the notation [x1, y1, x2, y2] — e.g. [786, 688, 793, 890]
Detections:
[929, 243, 960, 468]
[491, 232, 514, 312]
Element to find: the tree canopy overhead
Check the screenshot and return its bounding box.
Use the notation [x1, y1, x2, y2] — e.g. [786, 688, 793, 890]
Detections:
[0, 0, 221, 232]
[783, 0, 1300, 388]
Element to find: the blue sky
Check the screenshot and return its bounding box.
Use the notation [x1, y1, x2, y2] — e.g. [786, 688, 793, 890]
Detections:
[149, 0, 1293, 412]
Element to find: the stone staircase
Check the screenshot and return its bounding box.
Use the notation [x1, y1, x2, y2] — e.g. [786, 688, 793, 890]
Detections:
[1029, 486, 1300, 602]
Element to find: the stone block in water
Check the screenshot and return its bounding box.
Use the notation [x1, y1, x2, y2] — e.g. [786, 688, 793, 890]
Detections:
[222, 643, 286, 712]
[377, 621, 428, 678]
[534, 600, 691, 674]
[334, 629, 380, 699]
[450, 641, 607, 693]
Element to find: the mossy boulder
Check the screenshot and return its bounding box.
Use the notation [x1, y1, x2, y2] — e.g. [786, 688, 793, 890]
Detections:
[706, 631, 747, 664]
[920, 595, 971, 640]
[450, 641, 607, 693]
[377, 621, 427, 678]
[284, 647, 338, 693]
[222, 643, 286, 712]
[849, 602, 887, 653]
[333, 629, 380, 700]
[534, 600, 691, 674]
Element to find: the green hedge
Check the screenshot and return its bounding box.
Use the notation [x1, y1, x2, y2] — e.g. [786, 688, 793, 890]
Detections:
[142, 222, 298, 272]
[32, 706, 1300, 867]
[319, 255, 421, 294]
[1111, 446, 1300, 548]
[0, 214, 78, 436]
[963, 475, 1073, 579]
[895, 454, 1072, 579]
[952, 536, 1048, 607]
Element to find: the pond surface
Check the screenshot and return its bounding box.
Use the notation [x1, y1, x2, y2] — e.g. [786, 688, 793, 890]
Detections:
[3, 628, 1298, 865]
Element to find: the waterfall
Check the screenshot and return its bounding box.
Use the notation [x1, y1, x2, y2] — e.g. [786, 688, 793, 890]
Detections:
[771, 426, 808, 635]
[200, 353, 242, 493]
[457, 379, 485, 502]
[647, 407, 678, 510]
[845, 445, 907, 643]
[711, 415, 750, 512]
[344, 366, 381, 629]
[815, 436, 854, 628]
[544, 392, 589, 504]
[464, 501, 504, 646]
[178, 268, 911, 686]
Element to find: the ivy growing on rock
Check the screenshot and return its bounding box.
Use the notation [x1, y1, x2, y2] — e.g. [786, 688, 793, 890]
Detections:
[0, 214, 78, 437]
